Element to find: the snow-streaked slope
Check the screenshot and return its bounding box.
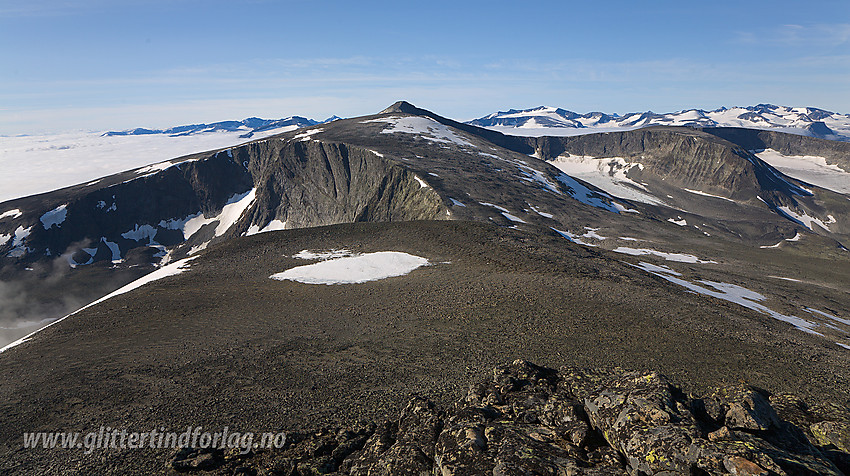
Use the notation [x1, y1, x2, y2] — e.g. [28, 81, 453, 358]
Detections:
[362, 116, 475, 147]
[0, 256, 197, 353]
[0, 125, 302, 202]
[754, 149, 850, 194]
[631, 261, 822, 336]
[469, 104, 850, 141]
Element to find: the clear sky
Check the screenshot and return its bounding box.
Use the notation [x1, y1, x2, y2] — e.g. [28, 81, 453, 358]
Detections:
[1, 0, 848, 134]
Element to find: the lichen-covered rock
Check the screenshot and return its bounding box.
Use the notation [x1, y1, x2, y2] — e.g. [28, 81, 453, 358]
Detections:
[170, 362, 850, 476]
[811, 421, 850, 453]
[702, 385, 781, 431]
[564, 367, 703, 474]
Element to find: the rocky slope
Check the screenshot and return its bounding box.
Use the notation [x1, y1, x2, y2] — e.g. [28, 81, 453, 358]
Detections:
[168, 360, 850, 475]
[1, 220, 848, 474]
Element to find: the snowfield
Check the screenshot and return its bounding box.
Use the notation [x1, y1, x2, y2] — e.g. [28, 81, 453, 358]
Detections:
[270, 251, 429, 285]
[754, 149, 850, 194]
[549, 154, 663, 206]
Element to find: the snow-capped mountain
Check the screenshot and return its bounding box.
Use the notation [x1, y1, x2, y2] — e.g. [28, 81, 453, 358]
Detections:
[102, 115, 320, 139]
[103, 115, 343, 139]
[468, 104, 850, 141]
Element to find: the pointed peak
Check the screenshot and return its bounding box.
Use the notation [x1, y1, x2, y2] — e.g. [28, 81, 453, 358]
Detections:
[379, 101, 431, 115]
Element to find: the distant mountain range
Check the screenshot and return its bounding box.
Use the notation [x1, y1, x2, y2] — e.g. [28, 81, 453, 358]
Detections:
[467, 104, 850, 141]
[100, 104, 850, 143]
[103, 115, 342, 138]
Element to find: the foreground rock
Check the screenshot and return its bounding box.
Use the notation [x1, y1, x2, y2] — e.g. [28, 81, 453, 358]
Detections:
[171, 361, 849, 475]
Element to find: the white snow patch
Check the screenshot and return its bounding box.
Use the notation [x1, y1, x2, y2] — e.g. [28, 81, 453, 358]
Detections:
[122, 224, 158, 244]
[683, 188, 736, 202]
[631, 261, 682, 276]
[103, 238, 122, 262]
[271, 251, 428, 285]
[449, 198, 466, 207]
[0, 234, 9, 246]
[805, 308, 850, 326]
[7, 225, 32, 257]
[551, 228, 596, 247]
[188, 242, 208, 255]
[529, 206, 553, 218]
[414, 176, 430, 188]
[183, 189, 256, 239]
[581, 228, 607, 240]
[245, 219, 287, 236]
[293, 249, 353, 260]
[775, 206, 833, 232]
[554, 173, 630, 213]
[40, 204, 68, 229]
[0, 209, 22, 219]
[479, 202, 510, 213]
[501, 212, 526, 223]
[292, 128, 324, 141]
[612, 247, 716, 264]
[212, 189, 256, 237]
[135, 161, 176, 175]
[0, 256, 197, 354]
[667, 217, 688, 226]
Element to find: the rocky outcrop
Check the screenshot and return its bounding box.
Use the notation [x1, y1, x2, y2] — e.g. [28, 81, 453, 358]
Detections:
[169, 361, 850, 475]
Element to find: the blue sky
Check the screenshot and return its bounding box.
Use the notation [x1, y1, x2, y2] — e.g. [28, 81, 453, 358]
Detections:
[1, 0, 848, 134]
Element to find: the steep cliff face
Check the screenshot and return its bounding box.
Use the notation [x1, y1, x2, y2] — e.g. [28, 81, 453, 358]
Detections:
[241, 139, 445, 231]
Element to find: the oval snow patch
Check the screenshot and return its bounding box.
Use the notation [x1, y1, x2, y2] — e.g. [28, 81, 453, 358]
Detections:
[270, 251, 429, 285]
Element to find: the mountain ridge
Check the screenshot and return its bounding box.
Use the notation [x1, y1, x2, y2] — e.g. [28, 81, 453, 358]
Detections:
[468, 104, 850, 141]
